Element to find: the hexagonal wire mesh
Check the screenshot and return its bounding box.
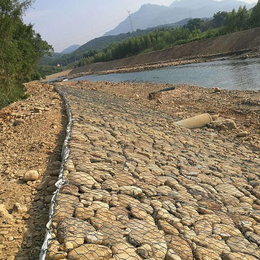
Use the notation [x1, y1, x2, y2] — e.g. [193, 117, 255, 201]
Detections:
[41, 85, 260, 260]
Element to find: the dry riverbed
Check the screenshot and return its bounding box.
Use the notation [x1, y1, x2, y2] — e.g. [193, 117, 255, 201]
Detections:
[0, 80, 260, 260]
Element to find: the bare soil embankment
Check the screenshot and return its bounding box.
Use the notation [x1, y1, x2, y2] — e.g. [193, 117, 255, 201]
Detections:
[70, 27, 260, 77]
[0, 82, 67, 260]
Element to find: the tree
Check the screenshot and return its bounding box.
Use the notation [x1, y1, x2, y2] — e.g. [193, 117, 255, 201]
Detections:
[236, 6, 249, 30]
[224, 8, 237, 32]
[250, 0, 260, 28]
[185, 18, 205, 32]
[213, 11, 228, 28]
[0, 0, 53, 108]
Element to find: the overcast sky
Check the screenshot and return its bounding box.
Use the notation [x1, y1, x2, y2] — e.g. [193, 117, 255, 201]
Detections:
[23, 0, 257, 52]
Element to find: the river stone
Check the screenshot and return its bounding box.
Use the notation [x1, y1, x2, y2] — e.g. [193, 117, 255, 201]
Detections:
[53, 204, 75, 223]
[213, 224, 242, 239]
[162, 200, 176, 214]
[165, 235, 193, 260]
[245, 231, 260, 245]
[119, 186, 143, 196]
[68, 244, 112, 260]
[99, 223, 125, 246]
[156, 185, 172, 196]
[0, 204, 13, 224]
[101, 179, 119, 191]
[56, 193, 79, 206]
[109, 206, 130, 217]
[57, 217, 95, 243]
[60, 184, 79, 196]
[165, 249, 182, 260]
[75, 207, 94, 220]
[220, 119, 237, 130]
[13, 202, 27, 214]
[46, 240, 67, 260]
[90, 201, 109, 211]
[127, 219, 167, 259]
[226, 236, 260, 258]
[86, 231, 104, 244]
[112, 241, 143, 259]
[151, 241, 168, 260]
[67, 172, 96, 187]
[95, 208, 117, 222]
[127, 219, 164, 246]
[215, 184, 244, 198]
[117, 194, 140, 207]
[194, 220, 212, 236]
[130, 207, 148, 220]
[194, 246, 222, 260]
[23, 170, 39, 181]
[193, 235, 231, 255]
[114, 254, 142, 260]
[158, 220, 179, 235]
[136, 244, 153, 258]
[222, 252, 258, 260]
[114, 173, 136, 186]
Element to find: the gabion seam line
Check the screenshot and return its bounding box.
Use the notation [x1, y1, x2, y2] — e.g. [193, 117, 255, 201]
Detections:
[39, 85, 73, 260]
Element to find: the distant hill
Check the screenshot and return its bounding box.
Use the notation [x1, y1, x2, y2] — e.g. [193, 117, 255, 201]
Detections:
[105, 0, 256, 36]
[61, 44, 80, 54]
[39, 52, 63, 66]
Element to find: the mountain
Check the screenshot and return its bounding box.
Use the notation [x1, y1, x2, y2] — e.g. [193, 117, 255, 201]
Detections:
[40, 19, 190, 66]
[61, 44, 81, 54]
[105, 0, 256, 36]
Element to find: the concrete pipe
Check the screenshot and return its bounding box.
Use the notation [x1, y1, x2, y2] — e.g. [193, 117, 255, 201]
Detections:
[176, 113, 212, 129]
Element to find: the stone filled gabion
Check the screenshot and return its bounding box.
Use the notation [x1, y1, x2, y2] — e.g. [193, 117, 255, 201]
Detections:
[45, 85, 260, 260]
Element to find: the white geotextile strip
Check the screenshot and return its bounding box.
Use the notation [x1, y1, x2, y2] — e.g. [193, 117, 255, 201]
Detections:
[39, 85, 73, 260]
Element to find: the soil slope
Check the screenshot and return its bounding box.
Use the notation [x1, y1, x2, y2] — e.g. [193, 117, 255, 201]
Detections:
[70, 27, 260, 76]
[0, 83, 66, 260]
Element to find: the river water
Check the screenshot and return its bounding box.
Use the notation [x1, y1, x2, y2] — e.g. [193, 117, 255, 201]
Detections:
[72, 58, 260, 91]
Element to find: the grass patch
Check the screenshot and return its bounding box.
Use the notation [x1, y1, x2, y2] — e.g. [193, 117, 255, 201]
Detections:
[0, 84, 29, 109]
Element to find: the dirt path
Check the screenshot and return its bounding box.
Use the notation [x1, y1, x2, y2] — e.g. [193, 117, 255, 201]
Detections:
[0, 82, 67, 260]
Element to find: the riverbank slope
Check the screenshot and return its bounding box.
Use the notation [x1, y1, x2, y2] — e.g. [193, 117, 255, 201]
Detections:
[47, 81, 260, 260]
[69, 27, 260, 77]
[1, 81, 260, 259]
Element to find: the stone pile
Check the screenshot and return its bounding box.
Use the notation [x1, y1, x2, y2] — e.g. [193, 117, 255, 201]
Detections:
[46, 86, 260, 260]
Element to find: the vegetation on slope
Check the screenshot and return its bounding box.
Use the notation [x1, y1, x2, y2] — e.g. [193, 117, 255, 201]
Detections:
[0, 0, 53, 108]
[39, 19, 190, 68]
[76, 2, 260, 67]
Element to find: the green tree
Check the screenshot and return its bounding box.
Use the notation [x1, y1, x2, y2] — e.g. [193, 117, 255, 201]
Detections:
[250, 0, 260, 28]
[0, 0, 53, 108]
[224, 8, 237, 32]
[236, 6, 249, 30]
[185, 18, 205, 32]
[213, 11, 228, 28]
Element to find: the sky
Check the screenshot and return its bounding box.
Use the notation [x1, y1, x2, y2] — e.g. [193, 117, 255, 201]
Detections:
[23, 0, 257, 53]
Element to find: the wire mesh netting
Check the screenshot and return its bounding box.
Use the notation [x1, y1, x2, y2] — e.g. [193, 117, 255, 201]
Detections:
[42, 85, 260, 260]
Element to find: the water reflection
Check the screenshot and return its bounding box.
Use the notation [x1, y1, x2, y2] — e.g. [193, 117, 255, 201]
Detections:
[71, 58, 260, 91]
[227, 59, 260, 90]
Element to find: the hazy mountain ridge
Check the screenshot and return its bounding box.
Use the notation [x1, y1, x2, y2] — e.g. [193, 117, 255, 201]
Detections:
[61, 44, 81, 54]
[40, 19, 190, 66]
[105, 0, 256, 36]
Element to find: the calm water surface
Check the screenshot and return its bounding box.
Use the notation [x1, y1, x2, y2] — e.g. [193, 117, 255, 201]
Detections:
[72, 58, 260, 91]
